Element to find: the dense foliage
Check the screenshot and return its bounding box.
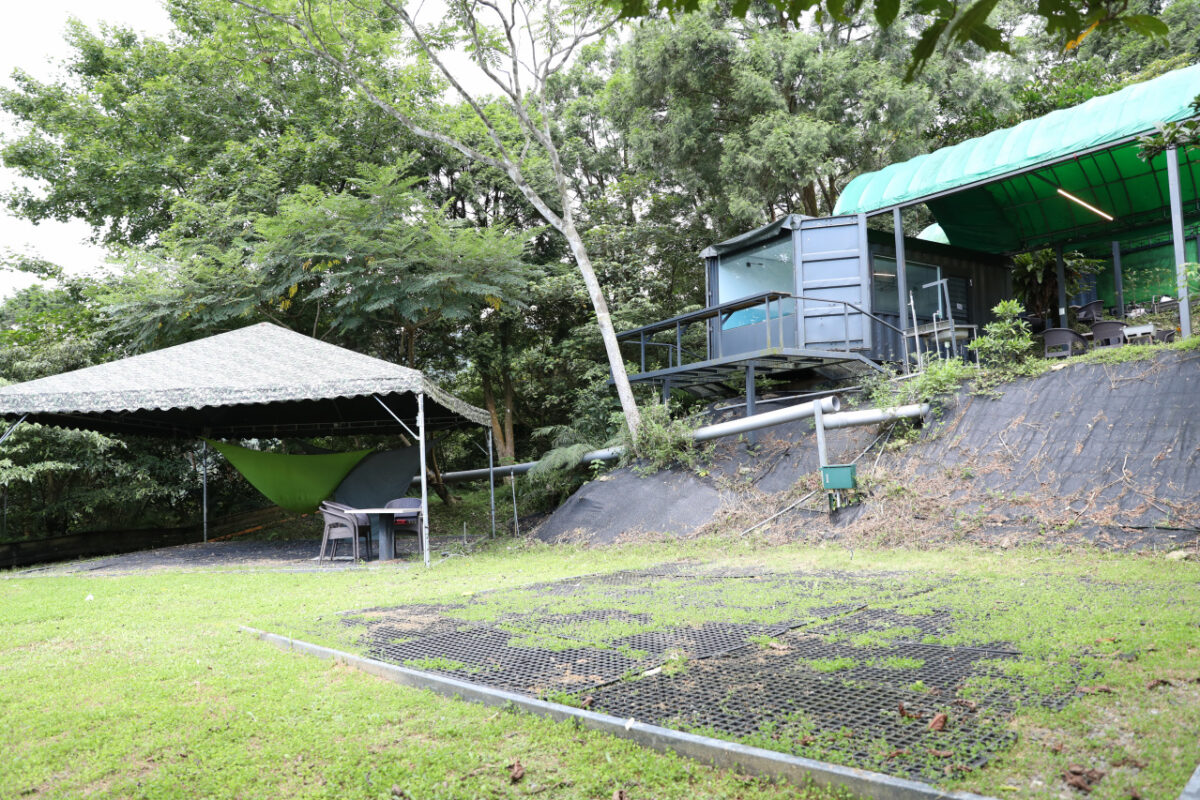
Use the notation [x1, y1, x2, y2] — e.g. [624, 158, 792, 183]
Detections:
[0, 0, 1194, 538]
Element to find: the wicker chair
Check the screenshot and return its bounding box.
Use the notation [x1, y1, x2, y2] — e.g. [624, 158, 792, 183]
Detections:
[1043, 328, 1088, 359]
[1074, 300, 1104, 325]
[386, 498, 423, 539]
[318, 502, 363, 562]
[1154, 329, 1177, 344]
[1090, 320, 1126, 349]
[1019, 312, 1046, 334]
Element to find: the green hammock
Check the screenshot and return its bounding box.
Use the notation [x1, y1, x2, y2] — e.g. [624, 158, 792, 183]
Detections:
[206, 439, 373, 513]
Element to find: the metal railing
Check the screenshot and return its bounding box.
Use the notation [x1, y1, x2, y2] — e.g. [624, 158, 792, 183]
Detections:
[617, 291, 912, 374]
[616, 291, 794, 372]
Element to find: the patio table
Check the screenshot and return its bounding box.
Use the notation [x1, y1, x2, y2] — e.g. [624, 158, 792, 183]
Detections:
[1123, 322, 1156, 344]
[348, 508, 407, 562]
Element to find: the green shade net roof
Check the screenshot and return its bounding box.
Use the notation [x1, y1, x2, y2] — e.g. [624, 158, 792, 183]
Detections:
[206, 439, 372, 513]
[916, 223, 949, 244]
[834, 64, 1200, 254]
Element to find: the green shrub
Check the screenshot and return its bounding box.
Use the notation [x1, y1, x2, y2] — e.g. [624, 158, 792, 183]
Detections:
[617, 402, 712, 475]
[968, 300, 1034, 367]
[860, 357, 974, 410]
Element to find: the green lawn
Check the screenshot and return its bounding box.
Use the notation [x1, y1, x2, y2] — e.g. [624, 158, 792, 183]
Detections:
[2, 539, 1198, 799]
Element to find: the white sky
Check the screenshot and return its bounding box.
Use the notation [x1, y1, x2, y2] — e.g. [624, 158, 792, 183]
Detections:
[0, 1, 572, 300]
[0, 0, 174, 298]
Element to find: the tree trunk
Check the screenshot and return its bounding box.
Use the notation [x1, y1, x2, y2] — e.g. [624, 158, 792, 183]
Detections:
[426, 448, 456, 505]
[560, 217, 642, 438]
[801, 182, 820, 216]
[482, 375, 516, 462]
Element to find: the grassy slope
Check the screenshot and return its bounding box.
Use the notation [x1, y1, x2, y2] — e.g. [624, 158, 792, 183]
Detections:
[3, 540, 1198, 799]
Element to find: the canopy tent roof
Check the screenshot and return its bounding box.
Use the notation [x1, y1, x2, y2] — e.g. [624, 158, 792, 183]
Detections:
[700, 215, 797, 258]
[916, 223, 949, 244]
[0, 323, 489, 438]
[833, 64, 1200, 254]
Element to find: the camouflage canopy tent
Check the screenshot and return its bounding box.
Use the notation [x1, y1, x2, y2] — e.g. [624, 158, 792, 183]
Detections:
[0, 323, 494, 564]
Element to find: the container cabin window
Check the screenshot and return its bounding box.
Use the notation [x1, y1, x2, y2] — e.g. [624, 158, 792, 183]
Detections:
[872, 256, 945, 321]
[717, 236, 795, 330]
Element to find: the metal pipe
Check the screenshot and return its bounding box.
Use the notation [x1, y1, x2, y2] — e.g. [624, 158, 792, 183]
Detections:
[692, 395, 839, 443]
[442, 396, 841, 483]
[819, 403, 929, 430]
[813, 404, 828, 468]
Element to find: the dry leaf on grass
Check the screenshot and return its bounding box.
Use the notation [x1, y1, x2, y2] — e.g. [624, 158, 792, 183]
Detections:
[885, 749, 910, 759]
[580, 695, 594, 708]
[1077, 685, 1116, 694]
[929, 748, 953, 758]
[898, 702, 922, 719]
[1064, 766, 1106, 793]
[928, 712, 948, 731]
[1145, 678, 1171, 690]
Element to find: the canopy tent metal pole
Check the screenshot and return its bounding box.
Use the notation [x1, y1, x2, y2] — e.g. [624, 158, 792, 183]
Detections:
[510, 475, 520, 537]
[202, 440, 208, 543]
[1055, 246, 1068, 327]
[1166, 146, 1193, 339]
[0, 414, 27, 447]
[1112, 241, 1125, 318]
[373, 395, 420, 441]
[417, 393, 431, 567]
[892, 207, 911, 374]
[487, 428, 496, 539]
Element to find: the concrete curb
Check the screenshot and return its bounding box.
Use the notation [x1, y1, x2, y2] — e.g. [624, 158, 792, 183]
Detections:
[1180, 762, 1200, 800]
[241, 625, 999, 800]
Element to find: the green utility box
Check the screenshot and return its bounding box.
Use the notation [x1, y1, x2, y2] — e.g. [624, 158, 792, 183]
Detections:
[821, 464, 857, 490]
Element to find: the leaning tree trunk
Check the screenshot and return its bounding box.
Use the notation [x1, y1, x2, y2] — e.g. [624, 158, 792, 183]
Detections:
[560, 218, 642, 438]
[481, 375, 516, 462]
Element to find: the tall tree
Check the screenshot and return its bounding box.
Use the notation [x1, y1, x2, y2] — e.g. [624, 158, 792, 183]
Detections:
[223, 0, 646, 436]
[605, 0, 1170, 79]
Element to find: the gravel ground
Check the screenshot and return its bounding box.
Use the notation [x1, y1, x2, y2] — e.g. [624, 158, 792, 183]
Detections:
[11, 533, 486, 576]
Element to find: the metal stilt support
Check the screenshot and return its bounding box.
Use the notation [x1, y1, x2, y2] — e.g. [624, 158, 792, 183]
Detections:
[201, 440, 208, 543]
[417, 393, 431, 567]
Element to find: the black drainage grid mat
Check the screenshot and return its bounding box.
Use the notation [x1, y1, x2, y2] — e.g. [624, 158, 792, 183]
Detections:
[338, 603, 471, 642]
[805, 608, 963, 643]
[586, 644, 1018, 781]
[369, 626, 642, 695]
[612, 621, 787, 661]
[784, 635, 1015, 700]
[496, 608, 653, 639]
[326, 566, 1086, 780]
